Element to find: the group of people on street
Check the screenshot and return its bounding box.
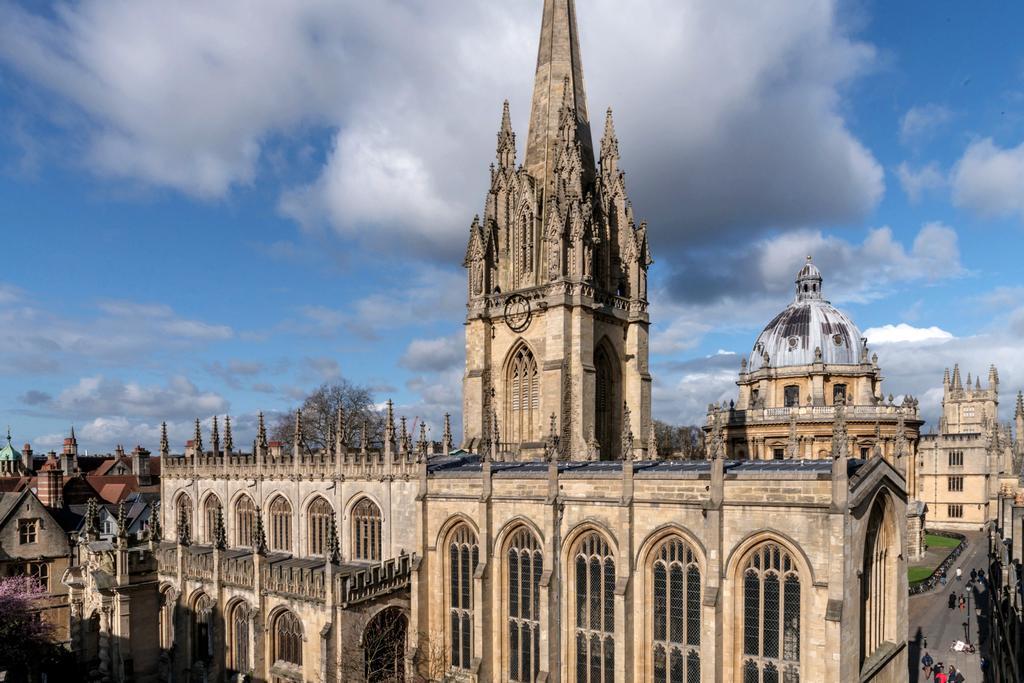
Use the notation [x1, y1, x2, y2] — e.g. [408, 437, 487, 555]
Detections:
[920, 654, 966, 683]
[918, 564, 985, 682]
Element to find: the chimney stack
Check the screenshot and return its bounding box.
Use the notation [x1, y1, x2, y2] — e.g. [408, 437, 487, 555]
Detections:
[38, 453, 63, 509]
[131, 445, 152, 485]
[21, 442, 33, 474]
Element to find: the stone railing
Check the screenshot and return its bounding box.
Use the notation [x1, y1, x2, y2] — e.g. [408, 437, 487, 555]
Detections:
[161, 447, 424, 481]
[182, 547, 214, 581]
[221, 554, 254, 589]
[339, 552, 413, 607]
[474, 281, 647, 315]
[263, 562, 326, 602]
[714, 403, 920, 425]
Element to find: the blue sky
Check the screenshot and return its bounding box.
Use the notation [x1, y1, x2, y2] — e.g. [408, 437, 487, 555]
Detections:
[1, 0, 1024, 452]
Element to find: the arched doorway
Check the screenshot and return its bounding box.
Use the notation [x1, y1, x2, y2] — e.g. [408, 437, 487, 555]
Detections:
[363, 607, 407, 682]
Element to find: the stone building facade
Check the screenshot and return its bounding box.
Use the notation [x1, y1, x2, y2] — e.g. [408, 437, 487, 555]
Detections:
[152, 2, 928, 682]
[461, 0, 652, 461]
[916, 365, 1021, 531]
[156, 411, 423, 682]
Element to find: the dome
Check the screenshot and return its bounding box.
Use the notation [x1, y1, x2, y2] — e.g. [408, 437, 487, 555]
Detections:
[747, 257, 864, 372]
[0, 428, 20, 461]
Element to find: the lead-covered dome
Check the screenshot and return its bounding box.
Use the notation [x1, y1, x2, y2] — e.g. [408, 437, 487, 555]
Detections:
[747, 257, 863, 372]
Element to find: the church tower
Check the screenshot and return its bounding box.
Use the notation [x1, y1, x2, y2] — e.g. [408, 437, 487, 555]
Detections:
[462, 0, 652, 460]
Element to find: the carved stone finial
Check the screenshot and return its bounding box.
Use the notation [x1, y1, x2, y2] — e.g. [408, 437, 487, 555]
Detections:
[177, 505, 191, 547]
[84, 497, 99, 539]
[417, 421, 428, 462]
[211, 415, 220, 456]
[257, 412, 268, 450]
[147, 502, 161, 542]
[327, 511, 341, 564]
[192, 418, 203, 456]
[223, 415, 233, 453]
[832, 397, 849, 461]
[442, 413, 453, 455]
[545, 413, 560, 462]
[786, 412, 799, 460]
[116, 502, 128, 539]
[159, 421, 169, 457]
[213, 505, 227, 550]
[621, 402, 634, 460]
[253, 509, 267, 555]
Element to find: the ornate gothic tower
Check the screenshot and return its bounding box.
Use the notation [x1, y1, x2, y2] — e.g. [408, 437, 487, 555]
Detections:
[462, 0, 652, 460]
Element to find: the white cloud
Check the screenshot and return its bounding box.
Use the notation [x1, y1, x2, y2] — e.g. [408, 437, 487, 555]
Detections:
[863, 323, 954, 345]
[54, 375, 227, 419]
[400, 334, 463, 373]
[899, 104, 953, 143]
[896, 161, 946, 203]
[951, 138, 1024, 220]
[0, 0, 883, 259]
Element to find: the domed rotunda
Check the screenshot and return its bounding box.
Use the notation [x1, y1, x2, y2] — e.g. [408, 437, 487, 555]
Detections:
[705, 257, 923, 467]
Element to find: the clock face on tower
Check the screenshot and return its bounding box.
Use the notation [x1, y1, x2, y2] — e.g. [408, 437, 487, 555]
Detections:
[503, 294, 532, 332]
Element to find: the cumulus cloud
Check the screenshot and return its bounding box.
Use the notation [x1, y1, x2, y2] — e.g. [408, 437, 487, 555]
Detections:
[899, 104, 953, 144]
[0, 0, 883, 260]
[400, 334, 463, 373]
[863, 323, 954, 345]
[897, 162, 947, 203]
[951, 138, 1024, 221]
[19, 389, 52, 406]
[54, 375, 227, 420]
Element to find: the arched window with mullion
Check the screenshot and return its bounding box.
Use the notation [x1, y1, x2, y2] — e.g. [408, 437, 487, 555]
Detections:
[268, 496, 292, 553]
[573, 532, 615, 683]
[740, 543, 801, 682]
[507, 345, 540, 445]
[352, 498, 382, 561]
[306, 496, 333, 557]
[202, 495, 222, 545]
[507, 527, 542, 682]
[234, 495, 256, 547]
[651, 537, 701, 683]
[448, 524, 478, 672]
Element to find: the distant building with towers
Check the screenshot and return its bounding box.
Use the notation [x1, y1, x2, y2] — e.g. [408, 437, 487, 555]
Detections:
[916, 364, 1021, 531]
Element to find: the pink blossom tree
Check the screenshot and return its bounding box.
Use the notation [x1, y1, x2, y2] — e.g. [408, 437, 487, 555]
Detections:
[0, 576, 58, 679]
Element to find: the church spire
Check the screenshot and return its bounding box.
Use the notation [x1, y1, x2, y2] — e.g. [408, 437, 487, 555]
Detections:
[524, 0, 594, 191]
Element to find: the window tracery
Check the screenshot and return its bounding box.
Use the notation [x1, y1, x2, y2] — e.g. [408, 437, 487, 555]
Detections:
[352, 498, 382, 561]
[234, 495, 256, 547]
[507, 345, 540, 444]
[652, 538, 701, 683]
[573, 532, 615, 683]
[507, 527, 542, 682]
[448, 523, 479, 671]
[268, 496, 292, 553]
[741, 543, 800, 683]
[307, 497, 333, 557]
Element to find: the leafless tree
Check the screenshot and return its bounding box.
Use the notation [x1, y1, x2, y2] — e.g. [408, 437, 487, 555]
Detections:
[653, 420, 705, 459]
[271, 381, 385, 453]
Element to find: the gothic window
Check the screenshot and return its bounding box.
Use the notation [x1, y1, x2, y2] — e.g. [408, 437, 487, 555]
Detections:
[651, 537, 701, 683]
[273, 610, 303, 667]
[203, 495, 222, 545]
[234, 495, 256, 547]
[507, 527, 543, 683]
[193, 593, 214, 663]
[507, 345, 540, 444]
[861, 497, 896, 666]
[573, 532, 615, 683]
[307, 497, 333, 557]
[741, 542, 801, 682]
[448, 523, 479, 671]
[783, 386, 800, 408]
[159, 588, 175, 650]
[176, 494, 193, 537]
[228, 601, 250, 674]
[594, 346, 619, 460]
[268, 496, 293, 553]
[517, 210, 533, 286]
[832, 384, 847, 405]
[352, 498, 382, 561]
[364, 606, 408, 682]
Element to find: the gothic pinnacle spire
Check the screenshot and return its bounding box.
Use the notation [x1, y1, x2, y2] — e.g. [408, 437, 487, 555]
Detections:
[160, 421, 169, 457]
[211, 415, 220, 456]
[524, 0, 594, 190]
[257, 411, 268, 450]
[192, 418, 203, 456]
[496, 99, 517, 169]
[224, 415, 233, 452]
[442, 413, 452, 454]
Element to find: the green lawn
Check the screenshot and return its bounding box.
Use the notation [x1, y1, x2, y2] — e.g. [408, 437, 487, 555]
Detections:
[925, 533, 961, 549]
[908, 566, 933, 584]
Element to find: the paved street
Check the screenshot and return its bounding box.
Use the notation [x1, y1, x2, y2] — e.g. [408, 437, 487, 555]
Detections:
[908, 531, 990, 682]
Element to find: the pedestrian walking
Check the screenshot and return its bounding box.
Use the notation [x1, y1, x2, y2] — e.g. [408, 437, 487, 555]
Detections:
[956, 567, 962, 581]
[940, 571, 948, 586]
[970, 568, 977, 581]
[948, 593, 956, 609]
[921, 651, 934, 678]
[934, 670, 948, 683]
[958, 595, 966, 611]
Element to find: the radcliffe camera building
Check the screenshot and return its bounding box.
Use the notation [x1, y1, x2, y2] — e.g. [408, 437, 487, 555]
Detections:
[14, 1, 1024, 683]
